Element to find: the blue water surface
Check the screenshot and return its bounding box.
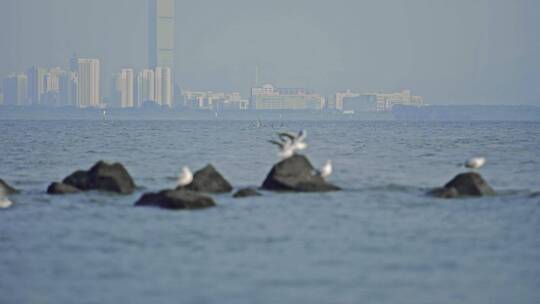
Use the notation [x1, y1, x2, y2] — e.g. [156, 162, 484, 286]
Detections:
[0, 120, 539, 304]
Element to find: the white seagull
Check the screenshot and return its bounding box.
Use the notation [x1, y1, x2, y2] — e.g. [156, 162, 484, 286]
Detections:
[0, 197, 13, 209]
[320, 160, 333, 178]
[177, 166, 194, 187]
[277, 130, 308, 152]
[465, 157, 486, 170]
[269, 139, 295, 159]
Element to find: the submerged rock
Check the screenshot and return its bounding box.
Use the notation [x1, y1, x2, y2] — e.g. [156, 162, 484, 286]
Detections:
[135, 189, 216, 210]
[178, 164, 233, 194]
[233, 187, 262, 198]
[429, 172, 495, 198]
[49, 161, 136, 195]
[262, 155, 340, 192]
[0, 179, 18, 196]
[47, 182, 81, 195]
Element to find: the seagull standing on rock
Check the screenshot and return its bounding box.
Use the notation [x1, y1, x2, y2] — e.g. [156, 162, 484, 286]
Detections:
[465, 157, 486, 170]
[177, 166, 194, 187]
[320, 160, 333, 179]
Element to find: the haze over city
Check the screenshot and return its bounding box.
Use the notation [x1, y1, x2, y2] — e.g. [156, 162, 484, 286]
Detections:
[1, 0, 539, 106]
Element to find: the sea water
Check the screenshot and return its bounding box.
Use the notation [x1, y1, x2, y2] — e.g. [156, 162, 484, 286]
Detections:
[0, 120, 539, 304]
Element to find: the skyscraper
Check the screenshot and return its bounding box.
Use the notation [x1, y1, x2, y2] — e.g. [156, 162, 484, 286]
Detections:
[27, 66, 47, 104]
[149, 0, 175, 69]
[136, 69, 155, 106]
[154, 67, 172, 107]
[59, 71, 77, 106]
[77, 59, 100, 108]
[2, 74, 28, 105]
[115, 68, 134, 108]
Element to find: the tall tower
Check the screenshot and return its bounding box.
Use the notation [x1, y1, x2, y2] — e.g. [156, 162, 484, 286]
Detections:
[77, 59, 101, 108]
[149, 0, 175, 69]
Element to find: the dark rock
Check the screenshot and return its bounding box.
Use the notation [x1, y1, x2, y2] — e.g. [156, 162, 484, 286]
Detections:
[428, 187, 459, 199]
[233, 188, 262, 198]
[135, 189, 216, 210]
[430, 172, 495, 198]
[62, 161, 136, 194]
[0, 179, 18, 195]
[261, 154, 341, 192]
[178, 164, 233, 194]
[47, 182, 81, 195]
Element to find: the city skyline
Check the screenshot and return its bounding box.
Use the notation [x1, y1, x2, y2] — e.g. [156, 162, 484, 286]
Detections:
[0, 0, 539, 105]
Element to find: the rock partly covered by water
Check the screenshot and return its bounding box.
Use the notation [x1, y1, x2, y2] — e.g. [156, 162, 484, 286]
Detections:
[233, 187, 262, 198]
[50, 161, 136, 194]
[0, 179, 18, 196]
[178, 164, 233, 194]
[47, 182, 81, 195]
[135, 189, 216, 210]
[429, 172, 496, 198]
[262, 155, 341, 192]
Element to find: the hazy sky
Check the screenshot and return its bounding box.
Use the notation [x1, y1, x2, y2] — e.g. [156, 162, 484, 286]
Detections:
[1, 0, 539, 104]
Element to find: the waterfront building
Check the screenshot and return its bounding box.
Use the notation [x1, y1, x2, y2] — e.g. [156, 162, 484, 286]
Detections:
[2, 74, 28, 105]
[154, 67, 172, 107]
[182, 91, 249, 110]
[27, 66, 47, 104]
[136, 69, 156, 106]
[59, 71, 78, 106]
[114, 68, 134, 108]
[251, 84, 325, 110]
[77, 58, 101, 108]
[336, 89, 424, 112]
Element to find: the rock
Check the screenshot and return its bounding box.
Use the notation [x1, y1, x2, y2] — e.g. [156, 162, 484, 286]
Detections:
[428, 187, 459, 199]
[430, 172, 495, 198]
[61, 161, 136, 194]
[233, 188, 262, 198]
[135, 189, 216, 210]
[178, 164, 233, 194]
[47, 182, 81, 195]
[261, 154, 341, 192]
[0, 179, 18, 196]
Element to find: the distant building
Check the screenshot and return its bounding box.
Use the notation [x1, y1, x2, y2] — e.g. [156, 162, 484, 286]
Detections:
[149, 0, 175, 69]
[77, 59, 101, 108]
[182, 90, 249, 110]
[2, 74, 28, 105]
[59, 71, 77, 106]
[250, 84, 325, 110]
[27, 66, 47, 104]
[336, 89, 424, 112]
[136, 69, 155, 106]
[114, 68, 134, 108]
[154, 67, 172, 107]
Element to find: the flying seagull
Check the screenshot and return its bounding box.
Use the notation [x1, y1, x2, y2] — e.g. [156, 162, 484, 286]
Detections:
[177, 166, 194, 187]
[268, 139, 295, 159]
[277, 130, 308, 152]
[465, 157, 486, 170]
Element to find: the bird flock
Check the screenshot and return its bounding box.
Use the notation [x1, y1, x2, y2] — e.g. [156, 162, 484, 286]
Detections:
[175, 130, 487, 189]
[1, 129, 488, 208]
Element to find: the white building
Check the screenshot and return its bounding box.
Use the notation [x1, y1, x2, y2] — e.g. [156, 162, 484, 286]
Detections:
[154, 67, 172, 107]
[2, 74, 28, 105]
[115, 68, 134, 108]
[136, 69, 155, 106]
[77, 59, 101, 108]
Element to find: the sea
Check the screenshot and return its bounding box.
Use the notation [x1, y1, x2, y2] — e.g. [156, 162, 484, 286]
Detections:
[0, 119, 539, 304]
